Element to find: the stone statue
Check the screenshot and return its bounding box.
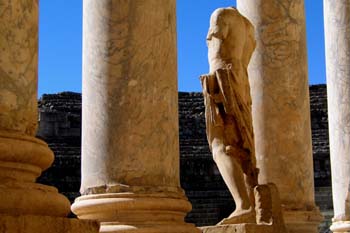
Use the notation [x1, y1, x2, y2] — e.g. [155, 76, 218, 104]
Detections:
[200, 8, 288, 232]
[200, 7, 258, 225]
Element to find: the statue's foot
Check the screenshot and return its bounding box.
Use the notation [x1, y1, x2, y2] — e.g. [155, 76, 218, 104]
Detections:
[217, 207, 256, 225]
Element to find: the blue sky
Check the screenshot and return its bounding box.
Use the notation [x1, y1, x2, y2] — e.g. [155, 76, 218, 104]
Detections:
[38, 1, 326, 96]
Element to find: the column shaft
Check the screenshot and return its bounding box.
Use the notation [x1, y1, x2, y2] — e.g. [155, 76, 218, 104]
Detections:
[237, 1, 322, 232]
[80, 0, 179, 190]
[72, 1, 198, 232]
[324, 0, 350, 232]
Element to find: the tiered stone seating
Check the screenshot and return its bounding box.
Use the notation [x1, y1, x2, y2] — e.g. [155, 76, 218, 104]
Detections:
[37, 86, 333, 230]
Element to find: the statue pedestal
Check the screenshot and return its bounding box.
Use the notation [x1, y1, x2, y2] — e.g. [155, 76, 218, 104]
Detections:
[330, 221, 350, 233]
[201, 184, 288, 233]
[201, 224, 273, 233]
[0, 214, 99, 233]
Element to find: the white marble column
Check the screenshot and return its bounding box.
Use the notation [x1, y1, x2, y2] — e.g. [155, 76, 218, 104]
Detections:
[71, 1, 199, 233]
[0, 0, 70, 217]
[324, 1, 350, 232]
[237, 1, 323, 232]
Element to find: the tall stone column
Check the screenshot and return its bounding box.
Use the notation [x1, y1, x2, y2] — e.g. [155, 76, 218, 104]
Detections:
[0, 1, 99, 232]
[71, 1, 198, 233]
[0, 0, 70, 217]
[324, 1, 350, 232]
[237, 1, 323, 232]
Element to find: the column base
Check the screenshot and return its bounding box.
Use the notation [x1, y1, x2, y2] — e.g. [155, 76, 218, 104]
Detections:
[72, 187, 200, 233]
[0, 182, 70, 217]
[200, 223, 273, 233]
[100, 223, 198, 233]
[0, 132, 70, 216]
[283, 209, 324, 233]
[0, 214, 99, 233]
[330, 221, 350, 233]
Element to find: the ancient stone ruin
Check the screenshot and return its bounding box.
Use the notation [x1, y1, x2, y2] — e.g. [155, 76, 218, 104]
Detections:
[36, 85, 333, 232]
[1, 0, 349, 233]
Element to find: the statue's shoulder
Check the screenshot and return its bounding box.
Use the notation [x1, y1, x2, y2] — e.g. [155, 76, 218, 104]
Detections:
[212, 7, 241, 19]
[223, 7, 254, 29]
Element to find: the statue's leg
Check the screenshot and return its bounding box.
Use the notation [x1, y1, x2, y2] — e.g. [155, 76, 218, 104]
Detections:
[225, 115, 258, 211]
[211, 136, 256, 224]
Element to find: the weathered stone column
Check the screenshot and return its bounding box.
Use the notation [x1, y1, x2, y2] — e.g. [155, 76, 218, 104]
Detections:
[237, 1, 323, 232]
[0, 2, 99, 232]
[71, 1, 198, 233]
[324, 1, 350, 232]
[0, 0, 70, 217]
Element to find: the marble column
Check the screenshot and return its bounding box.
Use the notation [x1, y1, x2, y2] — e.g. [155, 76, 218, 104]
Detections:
[237, 1, 323, 232]
[0, 0, 70, 217]
[71, 1, 199, 233]
[0, 1, 99, 232]
[324, 1, 350, 232]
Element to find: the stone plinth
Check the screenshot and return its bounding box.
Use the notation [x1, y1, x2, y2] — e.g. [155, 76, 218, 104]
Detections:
[201, 224, 273, 233]
[236, 1, 323, 232]
[324, 0, 350, 232]
[0, 214, 99, 233]
[72, 1, 198, 232]
[331, 221, 350, 233]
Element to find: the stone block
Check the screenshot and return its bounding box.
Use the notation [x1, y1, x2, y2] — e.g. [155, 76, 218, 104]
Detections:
[200, 224, 273, 233]
[0, 214, 99, 233]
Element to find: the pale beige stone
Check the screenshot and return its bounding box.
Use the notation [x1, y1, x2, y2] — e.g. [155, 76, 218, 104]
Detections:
[0, 214, 99, 233]
[237, 1, 323, 232]
[254, 183, 287, 232]
[0, 0, 38, 136]
[80, 0, 180, 194]
[72, 1, 199, 232]
[331, 221, 350, 233]
[201, 224, 273, 233]
[324, 0, 350, 232]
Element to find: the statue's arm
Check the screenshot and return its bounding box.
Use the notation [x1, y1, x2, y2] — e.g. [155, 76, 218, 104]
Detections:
[200, 73, 223, 103]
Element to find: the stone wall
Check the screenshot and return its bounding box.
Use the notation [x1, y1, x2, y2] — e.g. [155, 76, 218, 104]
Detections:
[37, 85, 332, 232]
[310, 85, 331, 187]
[37, 92, 82, 202]
[309, 85, 333, 232]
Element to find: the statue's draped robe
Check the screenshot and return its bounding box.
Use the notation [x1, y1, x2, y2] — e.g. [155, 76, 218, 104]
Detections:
[201, 65, 257, 174]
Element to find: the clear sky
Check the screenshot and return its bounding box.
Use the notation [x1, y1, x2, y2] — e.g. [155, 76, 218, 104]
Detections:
[38, 0, 326, 96]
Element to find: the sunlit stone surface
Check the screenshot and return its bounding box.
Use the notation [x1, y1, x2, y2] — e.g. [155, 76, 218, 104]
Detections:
[0, 1, 99, 232]
[237, 1, 323, 232]
[324, 0, 350, 232]
[72, 1, 199, 232]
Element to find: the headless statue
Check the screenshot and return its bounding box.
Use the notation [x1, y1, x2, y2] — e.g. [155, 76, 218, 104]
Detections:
[200, 7, 258, 225]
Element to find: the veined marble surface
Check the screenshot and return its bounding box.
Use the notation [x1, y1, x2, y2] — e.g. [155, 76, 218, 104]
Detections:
[237, 1, 322, 232]
[0, 0, 38, 135]
[81, 0, 180, 191]
[324, 0, 350, 225]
